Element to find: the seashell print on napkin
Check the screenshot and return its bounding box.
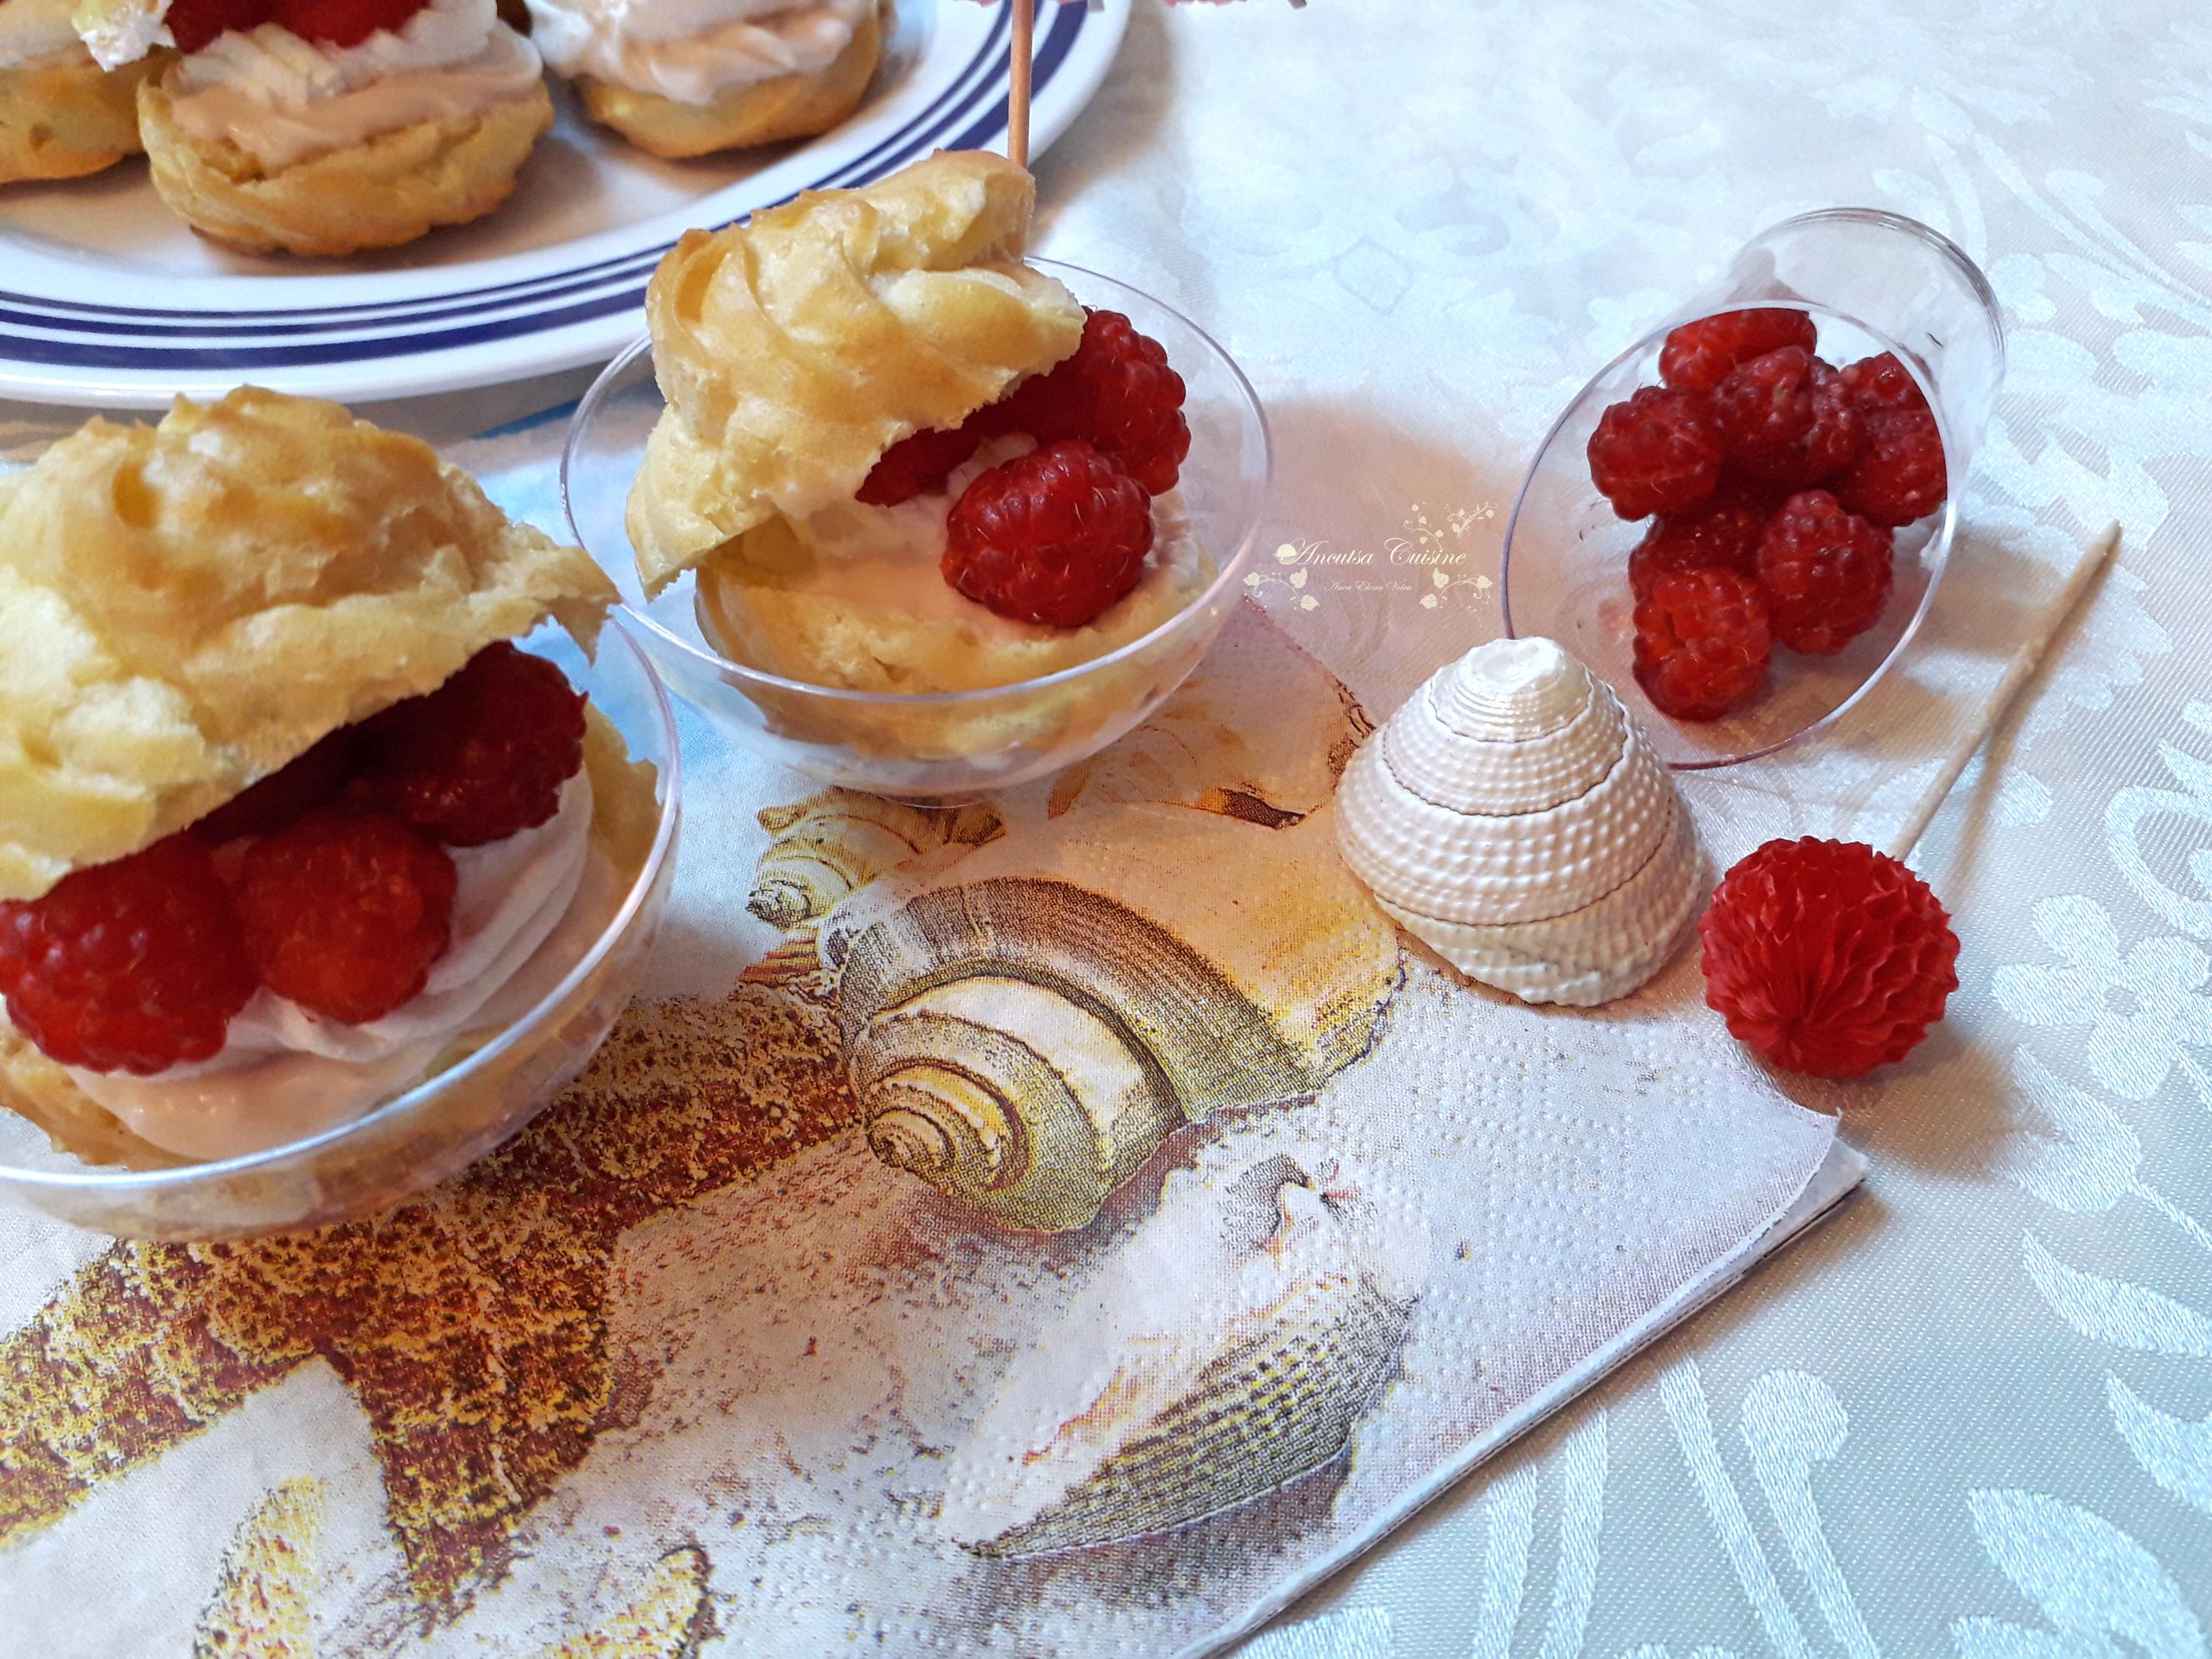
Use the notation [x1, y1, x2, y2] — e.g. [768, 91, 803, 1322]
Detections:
[0, 603, 1840, 1658]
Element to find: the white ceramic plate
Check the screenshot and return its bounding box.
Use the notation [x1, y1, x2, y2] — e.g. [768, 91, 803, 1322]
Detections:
[0, 0, 1127, 407]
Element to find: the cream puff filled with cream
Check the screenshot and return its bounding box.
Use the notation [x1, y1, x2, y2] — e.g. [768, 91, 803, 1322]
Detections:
[78, 0, 551, 253]
[0, 0, 160, 182]
[0, 389, 658, 1170]
[524, 0, 882, 159]
[625, 151, 1214, 767]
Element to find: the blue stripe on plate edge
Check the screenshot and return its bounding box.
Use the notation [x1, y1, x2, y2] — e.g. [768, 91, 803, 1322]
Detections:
[0, 2, 1010, 331]
[0, 1, 1017, 330]
[0, 0, 1085, 365]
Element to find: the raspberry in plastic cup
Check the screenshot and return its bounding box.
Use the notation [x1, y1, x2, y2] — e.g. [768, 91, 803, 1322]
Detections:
[1501, 208, 2006, 768]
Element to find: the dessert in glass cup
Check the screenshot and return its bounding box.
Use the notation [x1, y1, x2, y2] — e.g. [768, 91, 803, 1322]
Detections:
[566, 148, 1271, 799]
[0, 389, 679, 1239]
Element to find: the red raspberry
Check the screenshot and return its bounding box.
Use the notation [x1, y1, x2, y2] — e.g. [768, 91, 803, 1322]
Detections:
[856, 422, 987, 507]
[1699, 837, 1960, 1077]
[1768, 358, 1862, 485]
[232, 810, 457, 1026]
[1658, 308, 1819, 394]
[1586, 385, 1724, 520]
[943, 440, 1154, 628]
[355, 643, 586, 847]
[1627, 483, 1772, 600]
[270, 0, 428, 46]
[1712, 345, 1814, 452]
[191, 728, 358, 844]
[1840, 351, 1930, 416]
[0, 836, 256, 1073]
[992, 310, 1191, 494]
[1837, 405, 1947, 528]
[1633, 568, 1772, 721]
[165, 0, 276, 52]
[1755, 489, 1894, 655]
[1712, 350, 1862, 487]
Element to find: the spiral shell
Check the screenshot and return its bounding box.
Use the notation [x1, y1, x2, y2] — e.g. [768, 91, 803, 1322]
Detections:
[938, 1147, 1423, 1556]
[1335, 637, 1706, 1006]
[820, 805, 1399, 1233]
[746, 792, 997, 933]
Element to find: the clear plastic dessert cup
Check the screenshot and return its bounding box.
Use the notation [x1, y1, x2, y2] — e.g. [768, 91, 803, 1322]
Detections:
[1500, 209, 2006, 767]
[563, 261, 1273, 802]
[0, 626, 682, 1241]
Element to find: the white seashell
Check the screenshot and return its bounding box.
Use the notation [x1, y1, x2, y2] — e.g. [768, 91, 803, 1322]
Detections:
[937, 1150, 1424, 1556]
[1335, 637, 1707, 1006]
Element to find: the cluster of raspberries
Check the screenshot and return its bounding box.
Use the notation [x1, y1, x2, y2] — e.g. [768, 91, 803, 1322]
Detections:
[0, 644, 587, 1075]
[859, 308, 1192, 630]
[1584, 309, 1948, 722]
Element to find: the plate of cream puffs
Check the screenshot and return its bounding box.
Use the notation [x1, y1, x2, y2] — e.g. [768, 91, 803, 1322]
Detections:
[0, 0, 1127, 407]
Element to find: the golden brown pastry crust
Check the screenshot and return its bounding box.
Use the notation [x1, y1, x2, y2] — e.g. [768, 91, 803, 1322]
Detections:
[0, 709, 662, 1171]
[0, 47, 157, 184]
[574, 0, 882, 159]
[0, 387, 616, 903]
[626, 148, 1084, 595]
[137, 68, 553, 256]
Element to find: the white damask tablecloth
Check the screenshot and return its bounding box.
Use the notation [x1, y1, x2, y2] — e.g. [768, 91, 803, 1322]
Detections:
[6, 2, 2210, 1653]
[1141, 2, 2212, 1653]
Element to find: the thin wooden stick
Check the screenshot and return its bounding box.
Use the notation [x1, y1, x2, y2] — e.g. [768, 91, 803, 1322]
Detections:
[1886, 521, 2122, 862]
[1007, 0, 1035, 169]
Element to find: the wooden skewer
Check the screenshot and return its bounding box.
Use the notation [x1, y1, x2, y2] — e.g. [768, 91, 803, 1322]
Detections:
[1007, 0, 1035, 169]
[1886, 521, 2122, 862]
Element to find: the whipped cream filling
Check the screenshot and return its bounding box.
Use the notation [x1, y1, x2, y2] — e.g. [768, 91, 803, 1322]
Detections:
[524, 0, 861, 107]
[75, 0, 171, 72]
[0, 0, 87, 67]
[164, 0, 544, 171]
[760, 436, 1207, 640]
[772, 435, 1044, 611]
[698, 435, 1215, 694]
[68, 770, 623, 1163]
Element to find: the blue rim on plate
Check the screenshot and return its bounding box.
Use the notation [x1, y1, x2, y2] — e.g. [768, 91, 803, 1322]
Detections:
[0, 0, 1125, 405]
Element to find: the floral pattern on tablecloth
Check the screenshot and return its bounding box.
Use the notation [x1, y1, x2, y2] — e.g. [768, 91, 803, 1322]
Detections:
[1, 0, 2210, 1652]
[1016, 0, 2212, 1653]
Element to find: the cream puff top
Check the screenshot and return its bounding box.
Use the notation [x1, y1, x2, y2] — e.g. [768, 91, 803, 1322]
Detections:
[162, 0, 544, 169]
[524, 0, 866, 106]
